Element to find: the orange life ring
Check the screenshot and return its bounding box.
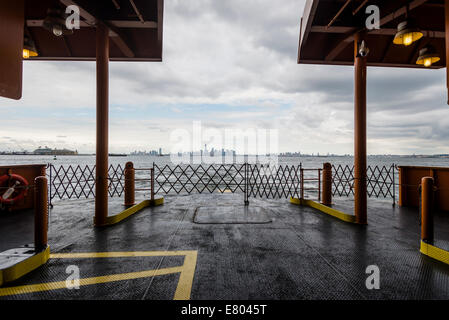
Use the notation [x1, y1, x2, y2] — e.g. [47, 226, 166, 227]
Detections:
[0, 174, 29, 205]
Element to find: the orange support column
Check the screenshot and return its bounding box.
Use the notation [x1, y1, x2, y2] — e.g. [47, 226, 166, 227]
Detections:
[124, 162, 135, 206]
[94, 23, 110, 226]
[322, 163, 332, 206]
[421, 177, 434, 244]
[446, 0, 449, 104]
[354, 33, 367, 225]
[34, 176, 48, 252]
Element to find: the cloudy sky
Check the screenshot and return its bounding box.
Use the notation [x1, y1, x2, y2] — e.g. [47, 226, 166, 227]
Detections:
[1, 0, 448, 155]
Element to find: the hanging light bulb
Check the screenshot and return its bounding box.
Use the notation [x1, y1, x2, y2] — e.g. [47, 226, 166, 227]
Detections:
[416, 45, 440, 67]
[23, 34, 38, 59]
[52, 24, 63, 37]
[393, 20, 423, 46]
[403, 33, 414, 46]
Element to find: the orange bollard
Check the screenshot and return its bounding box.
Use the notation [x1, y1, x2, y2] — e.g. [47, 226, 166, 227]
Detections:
[124, 162, 135, 206]
[421, 177, 434, 244]
[322, 163, 332, 206]
[34, 176, 48, 252]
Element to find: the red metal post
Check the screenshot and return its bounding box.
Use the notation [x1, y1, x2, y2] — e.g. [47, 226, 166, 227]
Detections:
[446, 0, 449, 104]
[322, 163, 332, 206]
[318, 169, 321, 202]
[34, 176, 48, 251]
[95, 23, 110, 226]
[421, 177, 434, 244]
[124, 162, 135, 206]
[398, 166, 406, 207]
[354, 33, 368, 225]
[151, 168, 155, 201]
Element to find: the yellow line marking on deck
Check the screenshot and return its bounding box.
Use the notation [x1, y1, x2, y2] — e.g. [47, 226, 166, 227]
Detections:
[94, 198, 164, 226]
[420, 241, 449, 265]
[174, 250, 198, 300]
[49, 250, 197, 259]
[0, 250, 198, 300]
[290, 198, 357, 224]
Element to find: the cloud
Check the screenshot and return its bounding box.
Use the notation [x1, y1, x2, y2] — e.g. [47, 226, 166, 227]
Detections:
[0, 0, 448, 155]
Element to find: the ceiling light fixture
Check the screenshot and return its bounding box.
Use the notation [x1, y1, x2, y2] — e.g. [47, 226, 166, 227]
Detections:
[23, 34, 38, 59]
[393, 4, 423, 46]
[416, 45, 440, 67]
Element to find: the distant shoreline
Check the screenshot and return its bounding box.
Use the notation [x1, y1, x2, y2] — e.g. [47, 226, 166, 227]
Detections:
[0, 153, 448, 158]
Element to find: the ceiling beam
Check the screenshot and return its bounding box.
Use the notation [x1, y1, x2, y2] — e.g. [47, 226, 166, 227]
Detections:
[129, 0, 145, 23]
[298, 0, 319, 63]
[352, 0, 369, 15]
[62, 35, 73, 56]
[157, 0, 163, 45]
[111, 0, 120, 10]
[298, 59, 442, 69]
[312, 26, 445, 38]
[27, 19, 157, 29]
[379, 0, 430, 26]
[324, 0, 431, 62]
[59, 0, 135, 58]
[109, 27, 135, 58]
[380, 38, 393, 62]
[325, 33, 355, 61]
[327, 0, 352, 29]
[111, 20, 157, 28]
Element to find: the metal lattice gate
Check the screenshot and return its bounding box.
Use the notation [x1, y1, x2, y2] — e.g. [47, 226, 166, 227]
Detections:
[47, 162, 397, 205]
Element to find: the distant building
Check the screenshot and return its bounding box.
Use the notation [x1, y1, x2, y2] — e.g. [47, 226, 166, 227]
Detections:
[130, 150, 160, 156]
[33, 146, 78, 155]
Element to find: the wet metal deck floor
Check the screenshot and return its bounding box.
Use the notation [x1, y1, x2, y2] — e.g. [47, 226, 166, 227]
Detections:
[1, 194, 449, 300]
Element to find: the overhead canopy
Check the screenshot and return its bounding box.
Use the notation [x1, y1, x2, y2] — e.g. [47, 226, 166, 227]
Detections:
[298, 0, 445, 69]
[25, 0, 163, 61]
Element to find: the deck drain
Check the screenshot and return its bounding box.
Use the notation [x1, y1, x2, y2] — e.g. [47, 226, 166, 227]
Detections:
[193, 205, 272, 224]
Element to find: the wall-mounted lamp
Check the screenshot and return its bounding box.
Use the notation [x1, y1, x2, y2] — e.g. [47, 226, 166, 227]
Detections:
[416, 45, 440, 67]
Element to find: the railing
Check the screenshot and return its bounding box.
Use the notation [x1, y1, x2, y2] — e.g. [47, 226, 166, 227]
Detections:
[47, 164, 125, 206]
[46, 162, 398, 205]
[154, 163, 247, 195]
[299, 167, 323, 202]
[134, 167, 155, 200]
[247, 164, 302, 200]
[332, 164, 396, 204]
